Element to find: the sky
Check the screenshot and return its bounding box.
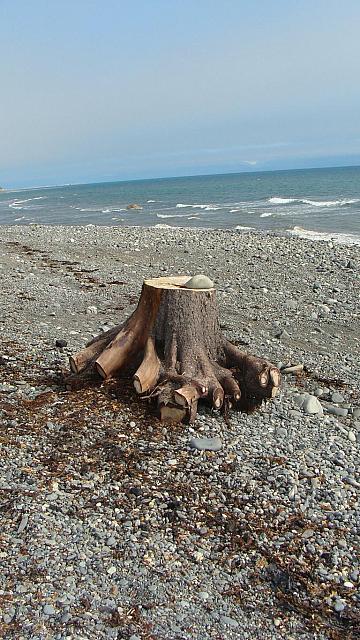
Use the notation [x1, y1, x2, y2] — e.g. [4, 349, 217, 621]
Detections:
[1, 0, 360, 188]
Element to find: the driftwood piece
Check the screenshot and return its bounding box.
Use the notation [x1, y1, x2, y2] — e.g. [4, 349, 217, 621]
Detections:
[68, 276, 280, 422]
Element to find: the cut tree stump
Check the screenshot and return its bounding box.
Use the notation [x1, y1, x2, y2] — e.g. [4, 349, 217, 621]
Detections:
[68, 276, 280, 422]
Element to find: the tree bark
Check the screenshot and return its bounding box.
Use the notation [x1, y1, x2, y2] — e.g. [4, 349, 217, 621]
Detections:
[67, 276, 280, 422]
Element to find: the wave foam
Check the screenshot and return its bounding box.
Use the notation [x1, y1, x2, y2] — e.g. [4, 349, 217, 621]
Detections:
[9, 196, 46, 209]
[102, 208, 126, 213]
[268, 196, 360, 208]
[288, 226, 360, 246]
[175, 203, 221, 211]
[268, 197, 297, 205]
[157, 213, 194, 219]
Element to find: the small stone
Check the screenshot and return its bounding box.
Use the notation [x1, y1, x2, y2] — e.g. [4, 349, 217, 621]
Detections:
[55, 339, 67, 348]
[18, 514, 28, 533]
[324, 404, 348, 417]
[343, 476, 360, 489]
[43, 604, 56, 616]
[333, 600, 346, 613]
[60, 612, 71, 623]
[129, 421, 136, 428]
[288, 410, 301, 419]
[352, 408, 360, 419]
[220, 616, 239, 628]
[331, 392, 345, 403]
[282, 363, 304, 374]
[86, 306, 98, 315]
[301, 529, 314, 539]
[274, 328, 290, 340]
[184, 274, 214, 289]
[343, 582, 354, 588]
[189, 436, 222, 452]
[302, 395, 323, 415]
[293, 394, 307, 408]
[348, 431, 356, 443]
[314, 387, 324, 397]
[129, 487, 142, 497]
[106, 537, 116, 547]
[107, 566, 117, 575]
[3, 615, 13, 624]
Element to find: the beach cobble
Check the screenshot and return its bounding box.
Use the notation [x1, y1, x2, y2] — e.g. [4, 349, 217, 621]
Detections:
[0, 225, 359, 639]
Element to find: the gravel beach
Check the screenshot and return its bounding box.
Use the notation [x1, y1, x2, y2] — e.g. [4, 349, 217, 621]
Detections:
[0, 224, 359, 640]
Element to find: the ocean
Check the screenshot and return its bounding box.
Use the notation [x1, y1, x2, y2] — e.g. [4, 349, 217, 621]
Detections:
[1, 165, 359, 244]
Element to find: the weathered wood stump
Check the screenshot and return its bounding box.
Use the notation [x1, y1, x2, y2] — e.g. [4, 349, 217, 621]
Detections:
[68, 276, 280, 422]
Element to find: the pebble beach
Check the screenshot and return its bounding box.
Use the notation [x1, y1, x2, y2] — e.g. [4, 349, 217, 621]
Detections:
[0, 224, 359, 639]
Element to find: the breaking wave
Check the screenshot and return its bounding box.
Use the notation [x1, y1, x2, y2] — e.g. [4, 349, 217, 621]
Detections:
[102, 208, 126, 213]
[288, 226, 360, 246]
[9, 196, 47, 210]
[176, 203, 222, 211]
[268, 197, 297, 205]
[268, 196, 360, 207]
[156, 213, 199, 219]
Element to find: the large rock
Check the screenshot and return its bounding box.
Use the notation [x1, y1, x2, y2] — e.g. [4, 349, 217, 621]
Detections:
[126, 203, 142, 210]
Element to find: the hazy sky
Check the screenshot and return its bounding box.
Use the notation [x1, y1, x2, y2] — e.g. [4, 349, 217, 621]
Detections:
[1, 0, 360, 187]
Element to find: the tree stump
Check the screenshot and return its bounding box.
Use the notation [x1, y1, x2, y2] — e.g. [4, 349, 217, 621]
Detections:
[68, 276, 280, 422]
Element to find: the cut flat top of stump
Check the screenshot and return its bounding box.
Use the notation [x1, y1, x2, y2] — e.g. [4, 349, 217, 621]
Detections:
[144, 276, 215, 291]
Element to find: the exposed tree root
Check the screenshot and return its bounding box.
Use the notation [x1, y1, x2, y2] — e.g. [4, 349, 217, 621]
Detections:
[67, 276, 280, 423]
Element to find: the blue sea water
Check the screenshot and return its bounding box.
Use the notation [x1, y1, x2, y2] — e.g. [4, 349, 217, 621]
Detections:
[1, 166, 359, 244]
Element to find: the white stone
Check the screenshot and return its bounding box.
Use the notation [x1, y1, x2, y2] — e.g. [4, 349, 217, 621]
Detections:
[184, 274, 214, 289]
[302, 395, 323, 415]
[86, 306, 98, 315]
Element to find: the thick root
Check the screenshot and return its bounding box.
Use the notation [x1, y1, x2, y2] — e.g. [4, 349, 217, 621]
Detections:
[133, 338, 161, 394]
[69, 324, 122, 373]
[94, 283, 162, 379]
[174, 383, 204, 408]
[224, 341, 280, 403]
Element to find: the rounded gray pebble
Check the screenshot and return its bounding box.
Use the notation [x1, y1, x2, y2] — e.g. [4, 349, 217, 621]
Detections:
[303, 395, 323, 415]
[43, 604, 56, 616]
[333, 600, 346, 613]
[189, 436, 222, 451]
[331, 392, 345, 403]
[220, 615, 239, 628]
